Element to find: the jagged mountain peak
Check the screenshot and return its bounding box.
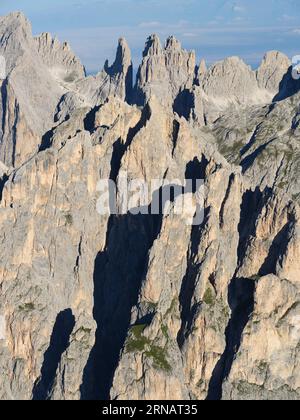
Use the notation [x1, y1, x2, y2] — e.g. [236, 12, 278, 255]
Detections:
[198, 52, 295, 113]
[35, 32, 72, 53]
[257, 50, 291, 94]
[198, 59, 207, 75]
[220, 55, 251, 68]
[143, 34, 163, 57]
[143, 34, 192, 57]
[34, 31, 86, 83]
[1, 10, 31, 28]
[0, 10, 32, 47]
[105, 37, 132, 74]
[136, 33, 196, 106]
[261, 50, 290, 63]
[0, 11, 33, 73]
[165, 35, 182, 50]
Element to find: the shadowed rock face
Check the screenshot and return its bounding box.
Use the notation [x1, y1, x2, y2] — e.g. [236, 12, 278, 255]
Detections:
[0, 11, 299, 401]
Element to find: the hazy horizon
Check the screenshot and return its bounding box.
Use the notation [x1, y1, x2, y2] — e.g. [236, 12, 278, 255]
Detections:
[0, 0, 299, 74]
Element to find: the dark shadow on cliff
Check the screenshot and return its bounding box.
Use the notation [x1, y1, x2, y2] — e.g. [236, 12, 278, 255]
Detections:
[104, 40, 133, 104]
[259, 215, 294, 276]
[177, 207, 210, 348]
[236, 187, 272, 267]
[206, 186, 275, 400]
[240, 124, 262, 157]
[171, 120, 180, 154]
[0, 174, 9, 202]
[185, 156, 208, 194]
[177, 155, 209, 348]
[32, 309, 75, 400]
[240, 139, 275, 174]
[273, 66, 300, 102]
[207, 277, 255, 400]
[173, 89, 195, 121]
[84, 106, 101, 134]
[39, 128, 55, 152]
[80, 210, 163, 400]
[81, 157, 206, 400]
[1, 79, 8, 134]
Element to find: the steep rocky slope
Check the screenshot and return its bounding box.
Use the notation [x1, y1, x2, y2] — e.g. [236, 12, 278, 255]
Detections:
[0, 12, 299, 401]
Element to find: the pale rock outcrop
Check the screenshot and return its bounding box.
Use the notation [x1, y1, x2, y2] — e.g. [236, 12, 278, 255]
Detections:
[0, 12, 64, 167]
[197, 59, 207, 83]
[0, 161, 9, 177]
[75, 38, 133, 107]
[257, 51, 290, 97]
[55, 38, 133, 123]
[135, 35, 196, 108]
[223, 274, 300, 400]
[209, 88, 300, 202]
[35, 32, 86, 84]
[200, 56, 275, 124]
[194, 53, 294, 124]
[0, 105, 115, 400]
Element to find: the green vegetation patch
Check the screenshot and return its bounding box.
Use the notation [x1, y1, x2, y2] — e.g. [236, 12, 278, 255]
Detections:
[64, 213, 73, 226]
[18, 302, 35, 312]
[126, 324, 172, 372]
[145, 345, 172, 372]
[203, 288, 215, 306]
[161, 324, 169, 340]
[196, 379, 205, 389]
[76, 326, 92, 334]
[126, 324, 150, 353]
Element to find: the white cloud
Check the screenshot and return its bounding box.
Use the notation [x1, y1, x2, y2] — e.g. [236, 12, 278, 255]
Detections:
[233, 5, 245, 13]
[138, 21, 161, 28]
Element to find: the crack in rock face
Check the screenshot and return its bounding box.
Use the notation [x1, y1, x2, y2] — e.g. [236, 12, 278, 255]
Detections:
[0, 316, 6, 341]
[0, 11, 299, 401]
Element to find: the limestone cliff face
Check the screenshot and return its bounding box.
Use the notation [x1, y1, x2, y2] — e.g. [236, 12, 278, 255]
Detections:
[135, 35, 196, 108]
[0, 12, 299, 401]
[34, 32, 86, 83]
[0, 13, 64, 167]
[256, 51, 291, 95]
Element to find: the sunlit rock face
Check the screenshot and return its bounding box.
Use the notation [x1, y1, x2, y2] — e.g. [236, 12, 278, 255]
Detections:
[0, 12, 299, 401]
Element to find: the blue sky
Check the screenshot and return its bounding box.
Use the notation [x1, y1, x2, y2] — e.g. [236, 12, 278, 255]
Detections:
[0, 0, 299, 73]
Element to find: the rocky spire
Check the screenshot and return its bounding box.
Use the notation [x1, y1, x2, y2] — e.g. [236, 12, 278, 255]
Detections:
[256, 51, 291, 96]
[256, 51, 291, 97]
[0, 11, 63, 167]
[0, 12, 32, 74]
[135, 34, 196, 107]
[104, 37, 133, 103]
[165, 35, 181, 51]
[143, 34, 162, 57]
[106, 37, 132, 75]
[201, 56, 261, 104]
[197, 59, 207, 82]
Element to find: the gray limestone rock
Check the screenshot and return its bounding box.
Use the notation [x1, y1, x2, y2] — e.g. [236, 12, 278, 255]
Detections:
[135, 35, 196, 108]
[34, 32, 86, 84]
